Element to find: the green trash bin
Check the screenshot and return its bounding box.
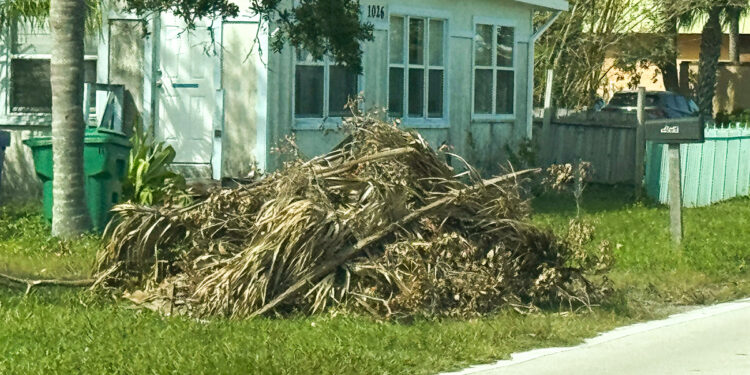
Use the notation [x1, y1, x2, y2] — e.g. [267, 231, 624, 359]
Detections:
[24, 127, 131, 231]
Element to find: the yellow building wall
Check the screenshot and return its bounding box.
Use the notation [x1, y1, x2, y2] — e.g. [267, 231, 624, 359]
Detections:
[602, 34, 750, 114]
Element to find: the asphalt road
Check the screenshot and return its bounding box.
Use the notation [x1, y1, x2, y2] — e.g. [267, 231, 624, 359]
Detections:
[446, 298, 750, 375]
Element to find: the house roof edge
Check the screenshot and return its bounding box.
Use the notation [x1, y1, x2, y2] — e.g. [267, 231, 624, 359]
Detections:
[513, 0, 569, 11]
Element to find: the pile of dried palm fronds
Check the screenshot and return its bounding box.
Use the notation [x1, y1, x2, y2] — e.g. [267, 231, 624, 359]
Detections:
[93, 110, 610, 319]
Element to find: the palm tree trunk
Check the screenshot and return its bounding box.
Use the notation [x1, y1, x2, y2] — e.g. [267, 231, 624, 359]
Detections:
[728, 7, 741, 65]
[697, 7, 723, 120]
[660, 15, 680, 92]
[50, 0, 91, 237]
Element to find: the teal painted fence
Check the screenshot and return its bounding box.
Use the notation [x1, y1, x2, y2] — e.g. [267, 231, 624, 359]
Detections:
[645, 125, 750, 207]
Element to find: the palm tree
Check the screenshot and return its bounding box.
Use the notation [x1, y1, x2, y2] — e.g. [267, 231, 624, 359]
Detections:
[49, 0, 91, 237]
[656, 1, 704, 94]
[1, 0, 95, 237]
[695, 1, 748, 118]
[727, 6, 743, 65]
[697, 6, 724, 119]
[659, 12, 680, 92]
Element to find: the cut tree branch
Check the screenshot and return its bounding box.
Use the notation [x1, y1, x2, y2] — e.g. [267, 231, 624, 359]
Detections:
[0, 272, 94, 295]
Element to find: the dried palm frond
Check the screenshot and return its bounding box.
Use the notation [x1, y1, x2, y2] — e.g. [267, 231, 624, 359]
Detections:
[93, 110, 610, 319]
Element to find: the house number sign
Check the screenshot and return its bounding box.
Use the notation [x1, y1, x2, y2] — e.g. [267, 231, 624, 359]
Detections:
[366, 5, 386, 19]
[361, 4, 388, 28]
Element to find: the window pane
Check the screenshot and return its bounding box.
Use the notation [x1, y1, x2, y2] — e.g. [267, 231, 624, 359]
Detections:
[296, 49, 324, 64]
[497, 26, 514, 67]
[10, 58, 96, 114]
[329, 66, 358, 117]
[675, 95, 689, 112]
[13, 22, 98, 55]
[408, 68, 424, 117]
[429, 20, 444, 66]
[10, 59, 51, 113]
[12, 22, 52, 55]
[688, 99, 698, 113]
[296, 49, 309, 62]
[84, 33, 99, 56]
[665, 94, 678, 108]
[295, 65, 324, 117]
[428, 70, 444, 118]
[390, 16, 405, 64]
[474, 24, 492, 66]
[389, 68, 404, 117]
[474, 69, 492, 114]
[496, 70, 514, 115]
[84, 60, 97, 114]
[409, 18, 425, 65]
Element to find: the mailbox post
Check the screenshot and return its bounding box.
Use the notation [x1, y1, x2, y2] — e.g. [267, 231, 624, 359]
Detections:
[644, 117, 705, 245]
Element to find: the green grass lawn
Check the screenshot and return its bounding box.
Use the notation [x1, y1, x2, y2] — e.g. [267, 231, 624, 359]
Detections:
[533, 186, 750, 305]
[0, 288, 629, 375]
[0, 205, 98, 280]
[1, 189, 750, 374]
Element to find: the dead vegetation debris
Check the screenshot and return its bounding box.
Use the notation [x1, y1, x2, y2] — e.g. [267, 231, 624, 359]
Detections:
[93, 110, 611, 319]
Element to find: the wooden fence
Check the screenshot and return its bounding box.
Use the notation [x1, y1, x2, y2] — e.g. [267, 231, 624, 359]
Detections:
[535, 71, 750, 206]
[645, 125, 750, 207]
[535, 112, 637, 185]
[536, 116, 750, 207]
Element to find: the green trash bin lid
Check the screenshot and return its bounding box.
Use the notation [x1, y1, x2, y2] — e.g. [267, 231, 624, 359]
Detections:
[23, 127, 131, 148]
[85, 127, 131, 147]
[23, 136, 51, 148]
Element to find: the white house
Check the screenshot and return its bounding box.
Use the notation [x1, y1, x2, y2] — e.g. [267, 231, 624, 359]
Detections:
[0, 0, 567, 197]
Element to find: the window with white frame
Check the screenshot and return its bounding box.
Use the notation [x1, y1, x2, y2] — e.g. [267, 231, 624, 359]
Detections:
[294, 50, 358, 119]
[8, 22, 97, 114]
[473, 22, 515, 117]
[388, 15, 446, 120]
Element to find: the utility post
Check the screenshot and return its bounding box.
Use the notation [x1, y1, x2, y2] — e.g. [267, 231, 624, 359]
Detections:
[635, 87, 646, 199]
[542, 69, 555, 163]
[667, 143, 683, 244]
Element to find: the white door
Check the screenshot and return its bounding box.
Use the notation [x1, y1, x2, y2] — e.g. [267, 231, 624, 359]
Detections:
[157, 15, 217, 171]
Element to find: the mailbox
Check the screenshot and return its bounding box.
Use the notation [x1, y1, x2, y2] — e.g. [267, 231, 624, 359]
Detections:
[644, 117, 705, 144]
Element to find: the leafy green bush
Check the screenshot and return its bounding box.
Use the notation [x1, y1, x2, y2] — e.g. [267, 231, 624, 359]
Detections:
[123, 121, 190, 206]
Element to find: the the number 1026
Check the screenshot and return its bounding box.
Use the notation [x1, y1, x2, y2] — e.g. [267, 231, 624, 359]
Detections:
[367, 5, 385, 19]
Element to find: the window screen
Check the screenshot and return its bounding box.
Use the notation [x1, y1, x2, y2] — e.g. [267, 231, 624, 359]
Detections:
[10, 59, 96, 113]
[389, 15, 446, 120]
[295, 50, 358, 119]
[473, 23, 515, 116]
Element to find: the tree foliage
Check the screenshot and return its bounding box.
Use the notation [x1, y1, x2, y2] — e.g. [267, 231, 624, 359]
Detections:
[122, 0, 374, 72]
[534, 0, 666, 109]
[697, 6, 724, 118]
[263, 0, 373, 74]
[536, 0, 750, 115]
[0, 0, 100, 30]
[669, 0, 749, 118]
[2, 0, 373, 72]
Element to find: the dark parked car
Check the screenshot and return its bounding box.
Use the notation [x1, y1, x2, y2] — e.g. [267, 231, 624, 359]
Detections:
[602, 91, 699, 119]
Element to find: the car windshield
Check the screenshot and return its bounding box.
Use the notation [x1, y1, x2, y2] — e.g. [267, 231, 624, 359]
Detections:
[608, 93, 659, 107]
